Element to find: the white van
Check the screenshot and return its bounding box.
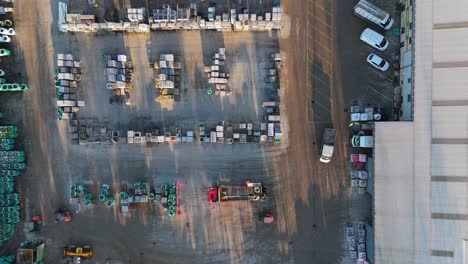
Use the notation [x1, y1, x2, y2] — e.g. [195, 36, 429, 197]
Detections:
[353, 0, 394, 30]
[360, 28, 389, 51]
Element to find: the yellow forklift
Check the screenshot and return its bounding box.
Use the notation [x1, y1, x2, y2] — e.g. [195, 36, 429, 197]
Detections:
[63, 245, 93, 263]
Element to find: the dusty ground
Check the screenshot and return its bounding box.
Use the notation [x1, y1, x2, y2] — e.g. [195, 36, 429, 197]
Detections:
[0, 0, 402, 263]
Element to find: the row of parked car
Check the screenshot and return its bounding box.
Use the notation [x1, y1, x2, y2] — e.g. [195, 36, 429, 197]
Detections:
[354, 0, 394, 72]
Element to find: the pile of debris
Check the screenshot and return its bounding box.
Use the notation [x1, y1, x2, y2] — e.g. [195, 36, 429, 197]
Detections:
[204, 48, 230, 96]
[55, 53, 85, 120]
[104, 54, 133, 105]
[154, 54, 181, 102]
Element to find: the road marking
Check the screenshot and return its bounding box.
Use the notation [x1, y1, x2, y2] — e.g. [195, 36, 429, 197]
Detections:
[308, 23, 333, 41]
[367, 85, 393, 102]
[312, 1, 333, 16]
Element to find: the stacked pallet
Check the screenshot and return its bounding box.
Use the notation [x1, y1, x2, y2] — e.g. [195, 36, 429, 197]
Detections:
[105, 54, 133, 105]
[56, 54, 85, 120]
[127, 8, 146, 22]
[204, 48, 230, 96]
[154, 54, 182, 102]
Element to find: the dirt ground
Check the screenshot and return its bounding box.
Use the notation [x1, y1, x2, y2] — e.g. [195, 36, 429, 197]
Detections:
[0, 0, 406, 263]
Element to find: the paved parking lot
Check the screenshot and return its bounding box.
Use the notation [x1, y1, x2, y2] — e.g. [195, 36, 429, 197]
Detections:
[0, 0, 402, 263]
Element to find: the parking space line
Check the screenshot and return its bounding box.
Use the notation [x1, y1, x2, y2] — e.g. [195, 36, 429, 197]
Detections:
[307, 12, 332, 30]
[312, 1, 333, 16]
[367, 66, 394, 82]
[367, 85, 393, 102]
[308, 23, 333, 41]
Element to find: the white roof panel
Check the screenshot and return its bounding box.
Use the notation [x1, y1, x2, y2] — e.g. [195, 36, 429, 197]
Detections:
[432, 106, 468, 138]
[433, 0, 468, 24]
[434, 28, 468, 63]
[432, 182, 468, 214]
[431, 144, 468, 177]
[433, 68, 468, 101]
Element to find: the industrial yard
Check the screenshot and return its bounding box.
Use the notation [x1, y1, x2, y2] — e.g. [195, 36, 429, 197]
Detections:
[0, 0, 406, 263]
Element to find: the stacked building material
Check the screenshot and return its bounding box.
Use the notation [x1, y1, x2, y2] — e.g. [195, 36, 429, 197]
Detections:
[154, 54, 181, 102]
[0, 121, 24, 247]
[204, 48, 230, 96]
[127, 130, 147, 144]
[55, 54, 84, 120]
[105, 54, 133, 105]
[127, 7, 146, 22]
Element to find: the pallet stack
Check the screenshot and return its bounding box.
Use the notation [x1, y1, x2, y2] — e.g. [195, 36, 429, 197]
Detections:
[56, 54, 85, 120]
[0, 122, 24, 247]
[204, 48, 230, 96]
[104, 54, 133, 105]
[154, 54, 181, 102]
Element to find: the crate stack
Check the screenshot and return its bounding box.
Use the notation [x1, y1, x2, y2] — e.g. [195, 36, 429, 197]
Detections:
[0, 256, 14, 264]
[204, 48, 230, 96]
[105, 54, 133, 106]
[356, 220, 367, 262]
[127, 7, 146, 22]
[154, 54, 181, 102]
[159, 183, 177, 217]
[56, 54, 85, 120]
[0, 124, 24, 247]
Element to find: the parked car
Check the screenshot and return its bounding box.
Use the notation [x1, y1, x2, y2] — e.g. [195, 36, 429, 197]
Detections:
[351, 135, 374, 148]
[353, 0, 394, 30]
[0, 35, 10, 43]
[0, 28, 15, 35]
[0, 70, 5, 77]
[360, 28, 388, 51]
[366, 53, 389, 71]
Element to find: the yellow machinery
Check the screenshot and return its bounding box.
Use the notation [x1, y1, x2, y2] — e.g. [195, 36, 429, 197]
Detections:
[63, 246, 93, 259]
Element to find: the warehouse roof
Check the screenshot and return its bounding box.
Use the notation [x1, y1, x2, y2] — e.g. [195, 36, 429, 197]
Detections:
[374, 0, 468, 263]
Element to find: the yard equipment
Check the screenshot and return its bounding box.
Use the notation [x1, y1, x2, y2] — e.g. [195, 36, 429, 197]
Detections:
[24, 215, 41, 232]
[208, 180, 267, 203]
[261, 214, 275, 224]
[54, 208, 72, 223]
[63, 245, 93, 259]
[16, 241, 45, 264]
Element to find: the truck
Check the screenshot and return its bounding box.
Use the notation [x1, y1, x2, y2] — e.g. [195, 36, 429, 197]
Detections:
[320, 128, 336, 163]
[207, 181, 267, 203]
[353, 0, 393, 30]
[351, 135, 374, 148]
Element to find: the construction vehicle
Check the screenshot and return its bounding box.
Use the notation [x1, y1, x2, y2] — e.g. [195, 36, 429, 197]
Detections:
[17, 241, 45, 264]
[24, 215, 41, 232]
[320, 128, 337, 163]
[54, 208, 72, 223]
[63, 245, 93, 259]
[208, 181, 267, 203]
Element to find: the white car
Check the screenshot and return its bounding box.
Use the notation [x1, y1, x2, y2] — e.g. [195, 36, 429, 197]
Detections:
[0, 70, 5, 77]
[0, 35, 10, 42]
[360, 28, 389, 51]
[366, 53, 389, 71]
[0, 28, 15, 36]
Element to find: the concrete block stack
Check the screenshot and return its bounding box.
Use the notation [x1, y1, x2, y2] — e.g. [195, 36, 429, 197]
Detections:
[55, 54, 85, 120]
[154, 54, 181, 102]
[104, 54, 133, 106]
[127, 7, 146, 23]
[205, 48, 230, 96]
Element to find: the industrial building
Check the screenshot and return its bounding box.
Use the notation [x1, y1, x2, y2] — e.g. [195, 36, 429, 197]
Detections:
[372, 0, 468, 263]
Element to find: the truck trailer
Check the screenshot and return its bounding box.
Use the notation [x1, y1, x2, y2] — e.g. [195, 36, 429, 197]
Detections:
[208, 182, 267, 203]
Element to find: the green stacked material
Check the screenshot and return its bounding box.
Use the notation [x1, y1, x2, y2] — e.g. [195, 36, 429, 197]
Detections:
[0, 170, 20, 177]
[0, 255, 14, 264]
[0, 49, 10, 57]
[0, 126, 17, 139]
[84, 193, 93, 206]
[161, 183, 177, 217]
[0, 163, 25, 170]
[0, 139, 14, 151]
[0, 84, 29, 92]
